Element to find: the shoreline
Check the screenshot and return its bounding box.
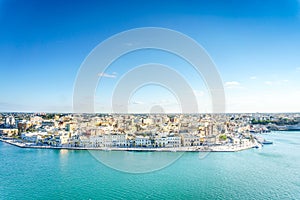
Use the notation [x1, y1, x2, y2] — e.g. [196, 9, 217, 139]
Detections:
[0, 138, 260, 152]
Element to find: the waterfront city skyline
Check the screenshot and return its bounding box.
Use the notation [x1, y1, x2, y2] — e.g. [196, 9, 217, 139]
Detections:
[1, 0, 300, 113]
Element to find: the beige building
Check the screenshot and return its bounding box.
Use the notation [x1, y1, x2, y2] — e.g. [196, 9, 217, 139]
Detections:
[181, 133, 201, 146]
[0, 128, 18, 137]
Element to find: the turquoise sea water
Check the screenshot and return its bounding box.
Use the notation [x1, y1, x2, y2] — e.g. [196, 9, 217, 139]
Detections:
[0, 131, 299, 200]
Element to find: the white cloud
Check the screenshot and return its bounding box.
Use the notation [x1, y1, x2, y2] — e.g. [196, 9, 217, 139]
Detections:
[224, 81, 243, 89]
[265, 80, 289, 86]
[296, 67, 300, 72]
[250, 76, 257, 80]
[97, 72, 117, 78]
[265, 81, 273, 86]
[131, 101, 144, 105]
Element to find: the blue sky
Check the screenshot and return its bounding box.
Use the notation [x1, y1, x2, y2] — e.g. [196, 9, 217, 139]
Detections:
[0, 0, 300, 113]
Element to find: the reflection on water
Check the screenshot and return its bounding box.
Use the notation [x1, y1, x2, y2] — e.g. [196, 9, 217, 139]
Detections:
[89, 150, 184, 173]
[58, 149, 70, 172]
[59, 149, 69, 156]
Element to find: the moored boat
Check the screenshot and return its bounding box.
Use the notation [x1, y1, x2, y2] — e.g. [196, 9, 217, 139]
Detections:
[286, 124, 300, 131]
[262, 140, 273, 145]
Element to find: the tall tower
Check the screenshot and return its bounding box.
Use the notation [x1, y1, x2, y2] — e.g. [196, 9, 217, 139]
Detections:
[5, 116, 16, 128]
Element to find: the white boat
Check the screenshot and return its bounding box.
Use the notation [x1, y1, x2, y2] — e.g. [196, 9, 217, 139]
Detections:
[286, 124, 300, 131]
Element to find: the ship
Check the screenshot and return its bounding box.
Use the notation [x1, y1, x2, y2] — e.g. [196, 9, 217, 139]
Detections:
[286, 124, 300, 131]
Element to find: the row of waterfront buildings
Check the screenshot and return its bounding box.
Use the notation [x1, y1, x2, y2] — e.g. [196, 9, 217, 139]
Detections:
[0, 113, 299, 148]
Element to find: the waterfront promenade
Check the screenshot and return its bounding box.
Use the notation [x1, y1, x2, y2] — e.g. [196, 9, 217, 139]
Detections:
[0, 137, 259, 152]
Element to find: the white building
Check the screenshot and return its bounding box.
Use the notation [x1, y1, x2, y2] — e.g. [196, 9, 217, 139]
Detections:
[5, 116, 15, 127]
[90, 135, 104, 147]
[21, 132, 48, 143]
[103, 134, 126, 147]
[154, 136, 168, 147]
[135, 136, 152, 147]
[166, 136, 181, 147]
[79, 135, 91, 147]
